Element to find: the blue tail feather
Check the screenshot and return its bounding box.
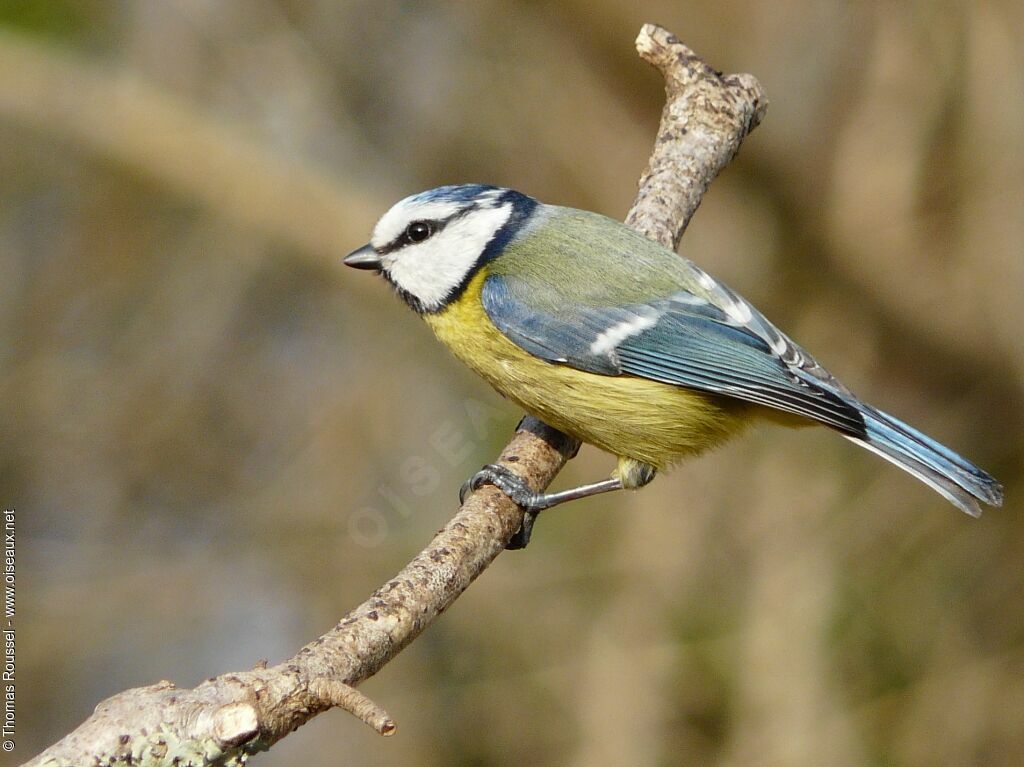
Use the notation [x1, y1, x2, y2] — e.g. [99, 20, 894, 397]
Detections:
[846, 404, 1003, 516]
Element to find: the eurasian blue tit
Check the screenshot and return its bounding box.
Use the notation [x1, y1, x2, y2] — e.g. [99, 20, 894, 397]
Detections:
[345, 184, 1002, 544]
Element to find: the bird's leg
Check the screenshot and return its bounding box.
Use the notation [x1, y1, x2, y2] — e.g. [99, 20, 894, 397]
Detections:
[460, 464, 623, 549]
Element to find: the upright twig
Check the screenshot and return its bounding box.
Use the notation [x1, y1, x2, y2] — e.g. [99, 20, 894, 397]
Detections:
[25, 24, 766, 767]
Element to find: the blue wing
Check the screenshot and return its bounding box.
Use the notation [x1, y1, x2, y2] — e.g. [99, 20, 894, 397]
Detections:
[480, 273, 867, 435]
[481, 272, 1002, 515]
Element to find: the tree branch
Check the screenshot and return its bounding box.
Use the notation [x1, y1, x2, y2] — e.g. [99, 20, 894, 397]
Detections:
[25, 23, 767, 767]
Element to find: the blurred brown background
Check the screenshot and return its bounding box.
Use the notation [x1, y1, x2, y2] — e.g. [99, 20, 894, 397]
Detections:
[2, 1, 1021, 765]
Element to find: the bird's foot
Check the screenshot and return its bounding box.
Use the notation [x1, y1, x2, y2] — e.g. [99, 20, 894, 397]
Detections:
[459, 464, 554, 510]
[460, 464, 551, 549]
[460, 464, 625, 550]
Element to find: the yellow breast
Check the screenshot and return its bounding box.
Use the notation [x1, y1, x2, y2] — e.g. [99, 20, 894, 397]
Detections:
[424, 272, 750, 470]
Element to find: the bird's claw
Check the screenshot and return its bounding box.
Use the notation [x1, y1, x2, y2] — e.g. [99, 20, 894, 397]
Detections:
[459, 464, 547, 549]
[460, 464, 550, 509]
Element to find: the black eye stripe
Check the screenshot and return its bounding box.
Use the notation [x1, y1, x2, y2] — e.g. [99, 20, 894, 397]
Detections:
[378, 205, 478, 254]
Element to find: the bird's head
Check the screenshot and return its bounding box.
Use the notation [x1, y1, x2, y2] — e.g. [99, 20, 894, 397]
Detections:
[344, 184, 538, 313]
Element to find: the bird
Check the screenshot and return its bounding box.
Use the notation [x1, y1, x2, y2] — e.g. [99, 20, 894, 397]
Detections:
[344, 184, 1002, 547]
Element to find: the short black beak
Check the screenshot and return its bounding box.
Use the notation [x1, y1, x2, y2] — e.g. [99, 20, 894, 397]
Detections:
[343, 243, 382, 271]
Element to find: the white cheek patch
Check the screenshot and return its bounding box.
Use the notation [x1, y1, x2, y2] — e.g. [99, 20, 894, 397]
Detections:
[385, 203, 513, 311]
[371, 199, 464, 250]
[589, 312, 659, 355]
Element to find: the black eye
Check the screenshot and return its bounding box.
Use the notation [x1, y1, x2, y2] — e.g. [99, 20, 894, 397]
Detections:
[405, 221, 433, 243]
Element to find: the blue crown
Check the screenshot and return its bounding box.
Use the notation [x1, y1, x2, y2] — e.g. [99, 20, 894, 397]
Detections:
[411, 184, 505, 205]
